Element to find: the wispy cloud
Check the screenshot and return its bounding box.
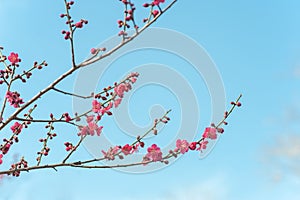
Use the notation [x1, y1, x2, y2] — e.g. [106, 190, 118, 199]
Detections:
[261, 134, 300, 182]
[292, 66, 300, 79]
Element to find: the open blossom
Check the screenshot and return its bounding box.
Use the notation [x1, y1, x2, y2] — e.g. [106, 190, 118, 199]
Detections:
[101, 146, 121, 160]
[121, 144, 133, 156]
[198, 140, 209, 151]
[175, 139, 189, 154]
[114, 83, 127, 98]
[202, 127, 217, 140]
[92, 100, 112, 116]
[0, 154, 3, 164]
[11, 122, 23, 134]
[8, 52, 21, 65]
[78, 116, 103, 136]
[144, 144, 162, 162]
[114, 98, 122, 108]
[6, 91, 24, 108]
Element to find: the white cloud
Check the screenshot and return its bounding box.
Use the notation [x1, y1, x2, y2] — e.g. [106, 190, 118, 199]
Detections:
[261, 134, 300, 182]
[293, 66, 300, 78]
[163, 176, 228, 200]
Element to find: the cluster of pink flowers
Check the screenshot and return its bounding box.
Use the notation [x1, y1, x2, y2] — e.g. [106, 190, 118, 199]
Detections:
[78, 115, 103, 136]
[113, 72, 138, 108]
[10, 122, 23, 135]
[202, 127, 217, 140]
[92, 101, 113, 119]
[6, 91, 24, 108]
[101, 146, 121, 160]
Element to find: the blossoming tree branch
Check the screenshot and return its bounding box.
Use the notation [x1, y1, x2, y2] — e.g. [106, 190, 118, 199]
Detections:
[0, 0, 241, 177]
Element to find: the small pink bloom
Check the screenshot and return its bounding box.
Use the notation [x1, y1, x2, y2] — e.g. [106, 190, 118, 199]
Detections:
[114, 83, 127, 98]
[8, 52, 21, 65]
[101, 146, 121, 160]
[152, 10, 159, 17]
[86, 115, 94, 123]
[0, 154, 3, 165]
[145, 144, 162, 162]
[10, 122, 23, 135]
[114, 98, 122, 108]
[198, 140, 208, 151]
[121, 144, 133, 155]
[92, 100, 101, 113]
[130, 77, 137, 83]
[175, 139, 189, 154]
[202, 127, 217, 140]
[78, 116, 103, 136]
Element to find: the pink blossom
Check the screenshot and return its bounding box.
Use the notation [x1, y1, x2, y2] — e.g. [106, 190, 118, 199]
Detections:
[114, 83, 127, 98]
[0, 154, 3, 165]
[8, 52, 21, 65]
[202, 127, 217, 140]
[130, 77, 137, 83]
[153, 0, 165, 5]
[175, 139, 189, 154]
[101, 146, 121, 160]
[114, 98, 122, 108]
[92, 100, 113, 116]
[86, 115, 94, 123]
[92, 100, 102, 113]
[198, 140, 208, 151]
[78, 116, 103, 136]
[144, 144, 162, 162]
[6, 91, 24, 108]
[10, 122, 23, 135]
[121, 144, 133, 156]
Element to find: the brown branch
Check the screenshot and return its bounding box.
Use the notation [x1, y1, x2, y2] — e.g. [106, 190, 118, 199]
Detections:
[78, 0, 177, 67]
[52, 87, 94, 99]
[0, 0, 177, 132]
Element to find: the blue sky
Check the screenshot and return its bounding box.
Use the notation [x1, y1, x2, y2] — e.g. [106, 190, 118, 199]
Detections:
[1, 0, 300, 199]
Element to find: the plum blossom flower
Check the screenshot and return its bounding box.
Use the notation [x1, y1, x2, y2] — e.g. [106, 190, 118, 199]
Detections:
[114, 83, 128, 98]
[175, 139, 189, 154]
[153, 0, 165, 5]
[144, 144, 162, 162]
[121, 144, 133, 156]
[92, 100, 113, 116]
[10, 122, 23, 135]
[197, 140, 208, 151]
[8, 52, 21, 65]
[202, 127, 217, 140]
[78, 116, 103, 136]
[101, 146, 121, 160]
[6, 91, 24, 108]
[114, 98, 122, 108]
